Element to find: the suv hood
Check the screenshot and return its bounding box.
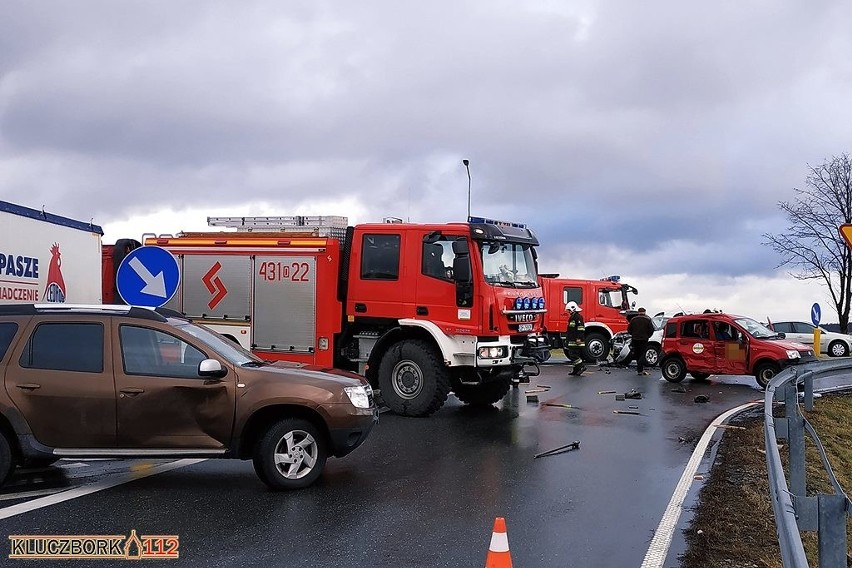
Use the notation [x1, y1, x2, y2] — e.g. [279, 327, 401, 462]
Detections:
[258, 361, 367, 388]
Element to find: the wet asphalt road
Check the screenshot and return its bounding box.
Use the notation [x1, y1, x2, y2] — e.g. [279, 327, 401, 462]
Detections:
[0, 360, 845, 567]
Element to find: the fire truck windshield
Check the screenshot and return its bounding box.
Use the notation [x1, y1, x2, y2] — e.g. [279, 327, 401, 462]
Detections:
[480, 242, 538, 288]
[601, 288, 631, 310]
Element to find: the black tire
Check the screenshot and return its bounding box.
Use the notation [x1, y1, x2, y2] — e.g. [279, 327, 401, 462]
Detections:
[827, 340, 849, 358]
[582, 332, 608, 361]
[643, 344, 660, 367]
[453, 379, 512, 406]
[0, 433, 14, 487]
[661, 357, 687, 383]
[252, 418, 327, 490]
[378, 340, 451, 417]
[690, 372, 710, 381]
[20, 457, 58, 469]
[754, 362, 781, 389]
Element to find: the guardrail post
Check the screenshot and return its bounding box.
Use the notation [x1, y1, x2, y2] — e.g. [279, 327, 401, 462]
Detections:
[817, 494, 848, 568]
[785, 383, 806, 497]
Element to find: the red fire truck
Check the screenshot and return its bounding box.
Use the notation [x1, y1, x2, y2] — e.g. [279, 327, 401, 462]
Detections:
[105, 216, 550, 417]
[540, 275, 638, 361]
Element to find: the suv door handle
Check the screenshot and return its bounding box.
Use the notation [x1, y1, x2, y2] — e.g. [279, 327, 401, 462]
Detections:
[16, 383, 41, 390]
[119, 388, 145, 397]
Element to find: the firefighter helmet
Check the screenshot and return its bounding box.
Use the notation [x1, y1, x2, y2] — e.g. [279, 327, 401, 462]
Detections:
[565, 301, 582, 312]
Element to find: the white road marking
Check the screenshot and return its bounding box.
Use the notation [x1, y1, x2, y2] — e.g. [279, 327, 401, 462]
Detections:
[640, 402, 759, 568]
[0, 488, 67, 501]
[0, 459, 205, 520]
[57, 462, 90, 469]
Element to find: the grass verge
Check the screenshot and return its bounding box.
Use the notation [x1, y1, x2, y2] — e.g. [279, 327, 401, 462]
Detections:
[680, 392, 851, 567]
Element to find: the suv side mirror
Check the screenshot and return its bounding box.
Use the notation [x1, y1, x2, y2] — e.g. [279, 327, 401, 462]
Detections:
[776, 332, 785, 339]
[199, 359, 227, 379]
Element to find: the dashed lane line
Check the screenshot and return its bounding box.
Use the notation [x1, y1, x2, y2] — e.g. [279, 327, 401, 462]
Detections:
[640, 401, 760, 568]
[0, 459, 206, 521]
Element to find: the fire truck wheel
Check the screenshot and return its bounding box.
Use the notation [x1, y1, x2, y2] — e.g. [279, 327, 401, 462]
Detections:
[754, 362, 780, 389]
[252, 418, 327, 490]
[378, 340, 451, 417]
[582, 332, 608, 362]
[661, 357, 687, 383]
[0, 433, 14, 487]
[452, 379, 512, 406]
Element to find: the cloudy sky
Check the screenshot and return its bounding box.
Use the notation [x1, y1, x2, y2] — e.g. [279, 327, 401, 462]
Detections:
[2, 1, 851, 323]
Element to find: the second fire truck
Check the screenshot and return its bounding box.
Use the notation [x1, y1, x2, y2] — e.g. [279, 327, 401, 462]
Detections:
[118, 215, 550, 417]
[540, 275, 639, 361]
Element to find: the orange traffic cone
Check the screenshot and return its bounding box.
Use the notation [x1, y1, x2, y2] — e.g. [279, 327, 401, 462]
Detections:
[485, 517, 513, 568]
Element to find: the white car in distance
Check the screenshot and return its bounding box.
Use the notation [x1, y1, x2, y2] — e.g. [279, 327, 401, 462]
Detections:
[770, 321, 852, 357]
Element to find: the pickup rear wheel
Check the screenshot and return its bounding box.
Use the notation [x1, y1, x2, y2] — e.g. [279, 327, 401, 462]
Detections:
[378, 340, 451, 417]
[583, 332, 608, 361]
[253, 418, 327, 490]
[754, 362, 780, 388]
[0, 433, 14, 487]
[453, 379, 512, 406]
[661, 357, 687, 383]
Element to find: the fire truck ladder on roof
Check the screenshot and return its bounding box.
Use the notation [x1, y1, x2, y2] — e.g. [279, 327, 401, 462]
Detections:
[207, 215, 349, 238]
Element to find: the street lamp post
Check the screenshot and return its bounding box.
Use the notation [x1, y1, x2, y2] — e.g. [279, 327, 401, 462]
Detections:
[463, 159, 471, 219]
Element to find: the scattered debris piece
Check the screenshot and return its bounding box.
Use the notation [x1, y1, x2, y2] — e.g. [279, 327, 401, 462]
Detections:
[598, 390, 617, 395]
[713, 423, 746, 430]
[534, 440, 580, 459]
[694, 395, 710, 403]
[628, 405, 639, 409]
[536, 384, 552, 389]
[613, 410, 642, 415]
[524, 388, 550, 394]
[672, 386, 687, 393]
[624, 389, 642, 400]
[543, 402, 579, 409]
[526, 394, 539, 403]
[615, 394, 625, 401]
[694, 475, 704, 480]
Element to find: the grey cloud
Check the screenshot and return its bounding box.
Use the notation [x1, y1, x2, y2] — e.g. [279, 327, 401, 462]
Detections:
[1, 0, 851, 288]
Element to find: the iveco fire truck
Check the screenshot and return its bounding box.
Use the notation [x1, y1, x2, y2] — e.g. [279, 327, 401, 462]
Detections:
[121, 215, 550, 417]
[540, 275, 638, 361]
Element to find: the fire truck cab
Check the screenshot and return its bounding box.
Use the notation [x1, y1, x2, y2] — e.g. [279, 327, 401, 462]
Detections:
[133, 215, 550, 417]
[540, 275, 638, 361]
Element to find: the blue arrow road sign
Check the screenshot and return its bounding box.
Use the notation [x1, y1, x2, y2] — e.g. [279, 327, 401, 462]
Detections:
[116, 246, 180, 307]
[811, 303, 821, 327]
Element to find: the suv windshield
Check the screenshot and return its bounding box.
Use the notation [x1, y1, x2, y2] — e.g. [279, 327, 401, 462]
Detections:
[734, 317, 777, 339]
[175, 320, 265, 366]
[480, 242, 538, 288]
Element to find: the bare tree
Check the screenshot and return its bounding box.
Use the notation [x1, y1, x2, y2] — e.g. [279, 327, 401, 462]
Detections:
[764, 154, 852, 332]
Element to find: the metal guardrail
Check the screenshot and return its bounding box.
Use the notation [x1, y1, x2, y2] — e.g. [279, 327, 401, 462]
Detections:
[764, 359, 852, 567]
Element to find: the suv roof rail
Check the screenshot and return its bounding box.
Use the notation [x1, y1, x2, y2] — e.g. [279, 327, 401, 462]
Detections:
[0, 303, 172, 323]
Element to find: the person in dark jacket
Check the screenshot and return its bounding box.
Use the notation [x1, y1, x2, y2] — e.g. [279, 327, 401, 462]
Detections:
[628, 307, 655, 376]
[564, 301, 586, 375]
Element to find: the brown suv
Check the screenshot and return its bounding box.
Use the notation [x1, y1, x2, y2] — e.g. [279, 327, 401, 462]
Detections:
[0, 304, 377, 490]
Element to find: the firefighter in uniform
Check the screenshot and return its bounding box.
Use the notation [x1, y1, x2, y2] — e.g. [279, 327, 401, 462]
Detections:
[564, 301, 586, 376]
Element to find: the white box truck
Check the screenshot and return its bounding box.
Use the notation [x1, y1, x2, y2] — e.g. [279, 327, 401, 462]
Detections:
[0, 200, 104, 304]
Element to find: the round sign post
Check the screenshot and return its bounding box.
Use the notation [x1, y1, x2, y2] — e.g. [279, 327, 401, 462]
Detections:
[811, 303, 821, 358]
[116, 246, 181, 307]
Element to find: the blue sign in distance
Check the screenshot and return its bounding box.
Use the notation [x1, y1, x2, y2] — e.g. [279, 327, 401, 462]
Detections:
[116, 246, 180, 307]
[811, 303, 821, 327]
